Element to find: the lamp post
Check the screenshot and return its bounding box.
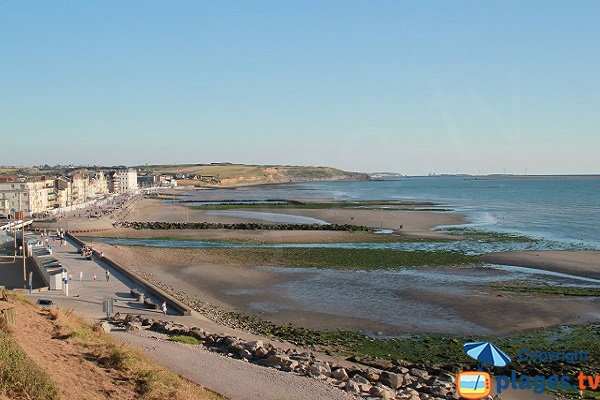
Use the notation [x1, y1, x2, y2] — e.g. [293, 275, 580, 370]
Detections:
[10, 207, 17, 262]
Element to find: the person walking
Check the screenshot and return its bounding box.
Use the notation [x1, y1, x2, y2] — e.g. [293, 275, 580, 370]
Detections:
[105, 269, 110, 282]
[93, 273, 97, 282]
[161, 301, 167, 316]
[79, 271, 83, 281]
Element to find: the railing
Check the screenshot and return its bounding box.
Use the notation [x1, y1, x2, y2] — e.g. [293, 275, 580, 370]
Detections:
[0, 220, 33, 231]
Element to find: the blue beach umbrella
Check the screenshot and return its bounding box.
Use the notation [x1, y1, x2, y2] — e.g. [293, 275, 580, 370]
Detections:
[463, 342, 511, 367]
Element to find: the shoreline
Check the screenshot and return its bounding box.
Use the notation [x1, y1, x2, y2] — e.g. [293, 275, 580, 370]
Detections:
[84, 242, 600, 337]
[483, 250, 600, 280]
[125, 197, 464, 239]
[176, 175, 370, 189]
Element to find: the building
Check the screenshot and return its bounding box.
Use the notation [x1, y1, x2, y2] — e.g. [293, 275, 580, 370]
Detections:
[55, 176, 72, 208]
[137, 174, 155, 189]
[70, 173, 88, 205]
[0, 179, 50, 216]
[108, 169, 138, 194]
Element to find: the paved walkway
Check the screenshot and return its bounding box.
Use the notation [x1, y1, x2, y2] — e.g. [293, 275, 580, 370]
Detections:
[21, 232, 365, 399]
[28, 234, 170, 318]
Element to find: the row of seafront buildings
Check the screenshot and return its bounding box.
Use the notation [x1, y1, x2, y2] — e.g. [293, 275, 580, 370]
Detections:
[0, 169, 173, 218]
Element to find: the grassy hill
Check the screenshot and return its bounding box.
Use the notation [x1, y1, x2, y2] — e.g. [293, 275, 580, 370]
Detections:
[138, 163, 369, 187]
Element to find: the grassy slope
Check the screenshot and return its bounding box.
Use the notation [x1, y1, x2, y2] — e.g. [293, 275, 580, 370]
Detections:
[0, 329, 58, 400]
[1, 294, 223, 400]
[139, 163, 368, 185]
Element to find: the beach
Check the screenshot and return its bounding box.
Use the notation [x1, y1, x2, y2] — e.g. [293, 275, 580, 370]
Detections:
[82, 241, 600, 336]
[122, 197, 463, 238]
[68, 187, 600, 337]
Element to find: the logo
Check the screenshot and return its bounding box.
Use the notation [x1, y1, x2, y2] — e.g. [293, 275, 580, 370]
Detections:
[457, 371, 491, 399]
[457, 342, 596, 398]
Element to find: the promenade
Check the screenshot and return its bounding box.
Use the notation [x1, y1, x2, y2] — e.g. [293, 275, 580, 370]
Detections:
[28, 233, 169, 318]
[23, 232, 355, 400]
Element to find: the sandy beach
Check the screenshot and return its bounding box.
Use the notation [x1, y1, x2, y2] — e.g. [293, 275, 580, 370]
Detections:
[85, 242, 600, 336]
[483, 250, 600, 280]
[124, 198, 463, 238]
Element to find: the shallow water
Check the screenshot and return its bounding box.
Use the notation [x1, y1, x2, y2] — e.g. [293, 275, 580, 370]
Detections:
[179, 177, 600, 248]
[205, 210, 330, 225]
[88, 236, 588, 254]
[239, 264, 600, 334]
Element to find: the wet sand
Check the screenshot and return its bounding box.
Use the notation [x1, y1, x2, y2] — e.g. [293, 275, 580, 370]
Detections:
[483, 250, 600, 280]
[87, 227, 408, 243]
[126, 198, 463, 238]
[86, 243, 600, 336]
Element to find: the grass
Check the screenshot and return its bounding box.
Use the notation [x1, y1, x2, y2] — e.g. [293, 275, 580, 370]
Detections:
[140, 163, 368, 184]
[0, 318, 59, 400]
[35, 303, 223, 400]
[169, 335, 201, 345]
[199, 247, 480, 269]
[493, 283, 600, 296]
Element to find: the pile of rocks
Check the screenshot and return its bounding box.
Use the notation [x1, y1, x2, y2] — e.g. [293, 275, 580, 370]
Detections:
[113, 221, 372, 232]
[114, 314, 456, 400]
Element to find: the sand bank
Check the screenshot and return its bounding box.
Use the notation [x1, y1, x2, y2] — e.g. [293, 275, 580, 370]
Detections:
[483, 250, 600, 280]
[85, 243, 600, 336]
[125, 198, 463, 238]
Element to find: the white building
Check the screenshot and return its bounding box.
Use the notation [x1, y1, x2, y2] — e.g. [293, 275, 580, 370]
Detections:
[110, 169, 138, 193]
[0, 179, 50, 216]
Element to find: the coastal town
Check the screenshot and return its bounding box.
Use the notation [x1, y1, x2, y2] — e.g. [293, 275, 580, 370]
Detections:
[0, 168, 176, 218]
[2, 1, 599, 400]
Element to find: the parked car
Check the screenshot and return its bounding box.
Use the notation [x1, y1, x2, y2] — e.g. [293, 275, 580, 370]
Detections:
[36, 298, 54, 307]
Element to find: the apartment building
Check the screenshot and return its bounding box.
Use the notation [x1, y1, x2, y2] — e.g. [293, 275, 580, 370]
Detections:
[108, 169, 138, 194]
[0, 179, 50, 216]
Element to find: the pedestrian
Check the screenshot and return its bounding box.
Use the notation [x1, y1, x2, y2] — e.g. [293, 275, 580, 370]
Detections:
[161, 301, 167, 316]
[93, 274, 97, 282]
[79, 271, 83, 281]
[68, 273, 73, 281]
[105, 269, 110, 282]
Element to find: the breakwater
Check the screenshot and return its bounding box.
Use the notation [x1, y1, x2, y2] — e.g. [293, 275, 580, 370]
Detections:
[113, 221, 373, 232]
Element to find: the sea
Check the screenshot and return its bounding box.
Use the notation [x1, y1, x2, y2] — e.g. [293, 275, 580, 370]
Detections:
[180, 176, 600, 249]
[93, 176, 600, 334]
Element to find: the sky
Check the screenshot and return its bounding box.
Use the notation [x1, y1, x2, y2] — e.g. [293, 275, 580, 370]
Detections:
[1, 1, 599, 175]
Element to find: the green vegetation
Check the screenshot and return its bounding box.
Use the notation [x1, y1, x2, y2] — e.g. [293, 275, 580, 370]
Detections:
[443, 228, 540, 243]
[494, 283, 600, 296]
[0, 321, 59, 400]
[228, 312, 600, 375]
[169, 335, 202, 345]
[187, 200, 439, 211]
[138, 163, 368, 185]
[202, 247, 480, 269]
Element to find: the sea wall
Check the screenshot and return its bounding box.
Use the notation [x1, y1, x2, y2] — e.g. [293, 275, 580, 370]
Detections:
[113, 221, 373, 232]
[66, 232, 192, 316]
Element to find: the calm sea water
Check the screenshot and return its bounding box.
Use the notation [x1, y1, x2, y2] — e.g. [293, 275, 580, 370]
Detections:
[184, 176, 600, 248]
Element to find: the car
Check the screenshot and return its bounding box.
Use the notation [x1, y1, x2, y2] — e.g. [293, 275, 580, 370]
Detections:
[36, 298, 54, 307]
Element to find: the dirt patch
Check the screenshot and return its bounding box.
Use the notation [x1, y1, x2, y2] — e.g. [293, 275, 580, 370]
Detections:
[11, 301, 137, 400]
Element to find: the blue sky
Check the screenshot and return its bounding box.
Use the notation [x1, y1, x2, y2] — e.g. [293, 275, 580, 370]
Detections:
[1, 1, 599, 174]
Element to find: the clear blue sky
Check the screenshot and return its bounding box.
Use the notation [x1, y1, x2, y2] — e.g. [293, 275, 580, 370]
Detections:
[2, 1, 599, 175]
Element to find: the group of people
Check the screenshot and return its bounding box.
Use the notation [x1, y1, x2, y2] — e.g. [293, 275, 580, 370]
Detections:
[74, 269, 110, 282]
[79, 245, 94, 260]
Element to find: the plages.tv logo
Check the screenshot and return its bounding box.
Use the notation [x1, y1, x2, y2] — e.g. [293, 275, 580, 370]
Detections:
[456, 371, 491, 399]
[457, 341, 596, 398]
[457, 341, 511, 399]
